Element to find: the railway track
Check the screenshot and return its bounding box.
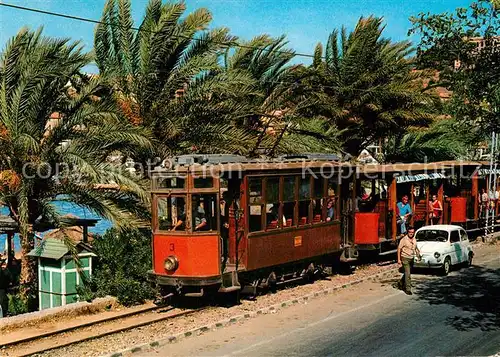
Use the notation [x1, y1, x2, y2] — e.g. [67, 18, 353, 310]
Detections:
[1, 305, 204, 357]
[0, 258, 397, 357]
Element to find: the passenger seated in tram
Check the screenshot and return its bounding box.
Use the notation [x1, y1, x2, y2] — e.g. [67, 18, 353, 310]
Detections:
[171, 197, 186, 231]
[193, 196, 208, 231]
[397, 195, 412, 235]
[326, 198, 335, 221]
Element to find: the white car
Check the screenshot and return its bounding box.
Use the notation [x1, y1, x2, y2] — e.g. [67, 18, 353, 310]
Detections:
[413, 225, 474, 275]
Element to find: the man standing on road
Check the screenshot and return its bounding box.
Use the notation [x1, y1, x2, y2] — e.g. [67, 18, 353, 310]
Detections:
[397, 226, 420, 295]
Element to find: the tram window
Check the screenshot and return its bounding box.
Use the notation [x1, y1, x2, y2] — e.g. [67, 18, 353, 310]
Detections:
[299, 177, 311, 199]
[249, 204, 263, 232]
[283, 201, 295, 227]
[313, 177, 324, 198]
[283, 176, 296, 227]
[266, 203, 280, 229]
[328, 178, 339, 220]
[194, 177, 213, 188]
[266, 177, 280, 229]
[312, 198, 324, 223]
[283, 176, 296, 202]
[298, 200, 311, 225]
[191, 194, 217, 232]
[156, 176, 185, 189]
[157, 196, 187, 231]
[249, 177, 264, 232]
[266, 177, 280, 202]
[249, 178, 263, 204]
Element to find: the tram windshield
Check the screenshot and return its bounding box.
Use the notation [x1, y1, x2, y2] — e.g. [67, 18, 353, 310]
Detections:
[156, 194, 218, 232]
[415, 229, 448, 242]
[191, 194, 217, 231]
[158, 196, 187, 231]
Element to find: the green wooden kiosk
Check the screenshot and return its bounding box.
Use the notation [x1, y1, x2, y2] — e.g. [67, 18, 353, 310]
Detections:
[28, 221, 98, 310]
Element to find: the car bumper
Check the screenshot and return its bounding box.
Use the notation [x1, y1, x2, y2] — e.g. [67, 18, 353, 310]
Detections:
[413, 256, 443, 269]
[413, 261, 442, 269]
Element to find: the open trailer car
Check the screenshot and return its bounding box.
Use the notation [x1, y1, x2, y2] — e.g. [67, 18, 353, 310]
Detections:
[147, 154, 349, 299]
[342, 160, 492, 260]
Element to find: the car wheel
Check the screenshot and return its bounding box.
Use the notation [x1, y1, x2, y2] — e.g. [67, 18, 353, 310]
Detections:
[467, 252, 473, 267]
[441, 257, 451, 276]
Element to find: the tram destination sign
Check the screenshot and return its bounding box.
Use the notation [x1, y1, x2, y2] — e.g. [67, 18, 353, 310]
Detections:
[396, 173, 447, 184]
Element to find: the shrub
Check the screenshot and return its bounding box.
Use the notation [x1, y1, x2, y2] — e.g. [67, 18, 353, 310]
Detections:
[81, 228, 157, 306]
[7, 293, 29, 316]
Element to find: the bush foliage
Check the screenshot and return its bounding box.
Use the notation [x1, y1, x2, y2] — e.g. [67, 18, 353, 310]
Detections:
[7, 293, 29, 316]
[80, 228, 157, 306]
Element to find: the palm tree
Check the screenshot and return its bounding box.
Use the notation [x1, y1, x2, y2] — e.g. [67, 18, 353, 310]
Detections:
[308, 16, 439, 156]
[382, 119, 476, 163]
[94, 0, 258, 159]
[0, 28, 152, 300]
[223, 35, 342, 156]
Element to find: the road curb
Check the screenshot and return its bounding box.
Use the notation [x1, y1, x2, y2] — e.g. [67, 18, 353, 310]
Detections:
[103, 267, 400, 357]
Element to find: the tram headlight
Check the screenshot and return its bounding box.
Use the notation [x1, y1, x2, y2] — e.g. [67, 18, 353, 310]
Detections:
[164, 255, 179, 272]
[434, 252, 441, 259]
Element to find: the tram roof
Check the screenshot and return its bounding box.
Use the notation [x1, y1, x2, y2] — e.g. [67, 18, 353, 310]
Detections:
[358, 160, 486, 174]
[152, 154, 343, 174]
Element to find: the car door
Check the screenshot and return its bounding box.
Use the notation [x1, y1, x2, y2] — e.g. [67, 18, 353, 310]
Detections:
[449, 229, 462, 264]
[459, 229, 470, 261]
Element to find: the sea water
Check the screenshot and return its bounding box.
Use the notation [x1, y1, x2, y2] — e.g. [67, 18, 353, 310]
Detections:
[0, 201, 112, 252]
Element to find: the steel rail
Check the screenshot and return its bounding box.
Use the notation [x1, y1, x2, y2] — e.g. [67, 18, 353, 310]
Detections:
[5, 307, 205, 357]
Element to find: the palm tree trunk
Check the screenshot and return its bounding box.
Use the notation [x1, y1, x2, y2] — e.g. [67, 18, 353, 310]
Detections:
[19, 225, 36, 303]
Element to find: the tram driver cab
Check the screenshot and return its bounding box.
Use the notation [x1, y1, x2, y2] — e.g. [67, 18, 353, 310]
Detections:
[149, 155, 244, 297]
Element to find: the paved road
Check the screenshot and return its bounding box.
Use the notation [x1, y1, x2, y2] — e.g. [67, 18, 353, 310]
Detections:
[144, 251, 500, 357]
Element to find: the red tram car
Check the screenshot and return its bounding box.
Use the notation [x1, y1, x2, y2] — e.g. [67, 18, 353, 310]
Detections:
[148, 155, 499, 298]
[343, 160, 496, 259]
[148, 154, 346, 298]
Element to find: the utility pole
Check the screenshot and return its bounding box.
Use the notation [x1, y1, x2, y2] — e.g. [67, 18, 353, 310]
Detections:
[485, 131, 497, 237]
[491, 132, 500, 234]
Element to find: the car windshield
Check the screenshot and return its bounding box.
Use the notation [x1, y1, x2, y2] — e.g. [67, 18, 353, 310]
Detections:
[415, 230, 448, 242]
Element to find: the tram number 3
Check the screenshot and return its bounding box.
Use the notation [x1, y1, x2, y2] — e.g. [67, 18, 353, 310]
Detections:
[294, 236, 302, 247]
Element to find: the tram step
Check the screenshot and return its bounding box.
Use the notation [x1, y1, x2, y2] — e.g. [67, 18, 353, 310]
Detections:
[218, 286, 241, 293]
[379, 248, 397, 256]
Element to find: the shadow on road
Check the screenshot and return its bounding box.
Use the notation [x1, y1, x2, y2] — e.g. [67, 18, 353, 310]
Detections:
[414, 265, 500, 331]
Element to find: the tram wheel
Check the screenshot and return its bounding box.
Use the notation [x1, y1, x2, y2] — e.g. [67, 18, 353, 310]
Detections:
[267, 272, 277, 293]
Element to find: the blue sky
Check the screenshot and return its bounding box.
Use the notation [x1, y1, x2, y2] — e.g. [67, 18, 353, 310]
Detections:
[0, 0, 472, 70]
